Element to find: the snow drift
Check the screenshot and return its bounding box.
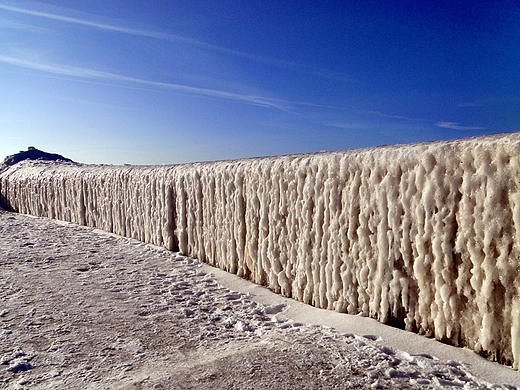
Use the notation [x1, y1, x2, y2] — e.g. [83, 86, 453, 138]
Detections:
[1, 133, 520, 368]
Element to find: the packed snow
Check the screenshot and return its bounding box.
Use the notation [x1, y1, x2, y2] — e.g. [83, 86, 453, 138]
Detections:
[1, 132, 520, 370]
[1, 209, 518, 388]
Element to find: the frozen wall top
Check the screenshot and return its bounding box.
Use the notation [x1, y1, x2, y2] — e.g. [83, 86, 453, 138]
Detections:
[2, 132, 520, 368]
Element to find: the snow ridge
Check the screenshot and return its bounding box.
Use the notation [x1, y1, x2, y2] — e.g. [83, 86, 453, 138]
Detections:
[2, 132, 520, 368]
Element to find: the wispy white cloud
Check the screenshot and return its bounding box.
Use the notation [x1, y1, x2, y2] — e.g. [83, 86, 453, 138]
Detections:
[436, 122, 486, 130]
[358, 111, 487, 132]
[0, 4, 252, 61]
[361, 111, 486, 132]
[363, 111, 431, 122]
[0, 55, 116, 78]
[0, 55, 334, 111]
[0, 4, 169, 38]
[0, 3, 355, 84]
[327, 122, 369, 130]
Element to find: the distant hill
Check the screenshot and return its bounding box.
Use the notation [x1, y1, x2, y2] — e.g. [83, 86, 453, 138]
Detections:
[2, 147, 74, 167]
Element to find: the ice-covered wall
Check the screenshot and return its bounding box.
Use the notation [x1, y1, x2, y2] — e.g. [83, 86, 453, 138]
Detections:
[2, 133, 520, 367]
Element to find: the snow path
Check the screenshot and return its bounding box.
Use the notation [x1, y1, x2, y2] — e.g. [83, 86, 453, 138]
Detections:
[0, 210, 518, 389]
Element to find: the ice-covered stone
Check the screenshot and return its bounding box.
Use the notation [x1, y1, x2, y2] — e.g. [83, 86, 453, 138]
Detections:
[2, 146, 74, 167]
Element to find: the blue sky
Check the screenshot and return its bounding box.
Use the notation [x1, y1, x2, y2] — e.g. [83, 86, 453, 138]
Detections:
[1, 1, 519, 164]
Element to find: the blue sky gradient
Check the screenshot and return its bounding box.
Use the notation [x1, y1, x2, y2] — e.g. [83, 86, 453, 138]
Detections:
[1, 1, 519, 164]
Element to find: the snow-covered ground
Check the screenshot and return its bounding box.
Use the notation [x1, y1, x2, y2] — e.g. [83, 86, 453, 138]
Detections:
[1, 209, 518, 389]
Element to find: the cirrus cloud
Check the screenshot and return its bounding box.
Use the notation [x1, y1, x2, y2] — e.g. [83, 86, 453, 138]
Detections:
[0, 54, 339, 112]
[436, 122, 486, 130]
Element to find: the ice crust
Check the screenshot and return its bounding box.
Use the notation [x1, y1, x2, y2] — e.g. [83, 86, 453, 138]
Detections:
[2, 133, 520, 368]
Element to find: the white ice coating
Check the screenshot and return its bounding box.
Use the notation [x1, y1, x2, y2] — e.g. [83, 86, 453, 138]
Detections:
[2, 132, 520, 368]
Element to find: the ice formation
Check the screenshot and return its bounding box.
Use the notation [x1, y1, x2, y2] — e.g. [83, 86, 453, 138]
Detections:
[1, 132, 520, 368]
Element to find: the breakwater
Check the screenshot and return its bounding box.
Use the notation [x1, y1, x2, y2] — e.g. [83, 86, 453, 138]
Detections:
[2, 132, 520, 367]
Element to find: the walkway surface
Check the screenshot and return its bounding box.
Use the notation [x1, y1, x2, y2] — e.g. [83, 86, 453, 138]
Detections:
[1, 209, 518, 389]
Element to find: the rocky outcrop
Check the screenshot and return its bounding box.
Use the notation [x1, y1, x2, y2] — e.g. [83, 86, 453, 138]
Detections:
[2, 146, 74, 167]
